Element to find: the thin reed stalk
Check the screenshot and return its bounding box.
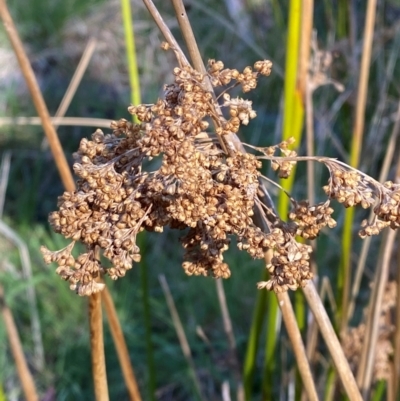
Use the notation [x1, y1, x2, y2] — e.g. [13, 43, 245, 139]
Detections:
[121, 0, 141, 108]
[347, 100, 400, 323]
[0, 0, 74, 192]
[243, 273, 267, 399]
[216, 279, 244, 401]
[0, 116, 113, 128]
[0, 285, 38, 401]
[339, 0, 377, 330]
[41, 37, 98, 149]
[356, 153, 400, 396]
[337, 0, 349, 39]
[302, 281, 363, 401]
[0, 151, 11, 216]
[276, 290, 319, 401]
[121, 3, 154, 398]
[394, 227, 400, 398]
[90, 290, 109, 401]
[356, 230, 396, 397]
[260, 1, 305, 395]
[262, 289, 280, 399]
[294, 0, 313, 339]
[159, 275, 206, 401]
[278, 0, 303, 218]
[0, 2, 136, 398]
[101, 289, 142, 401]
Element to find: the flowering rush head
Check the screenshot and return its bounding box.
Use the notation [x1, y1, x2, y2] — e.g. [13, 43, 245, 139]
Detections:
[41, 59, 400, 296]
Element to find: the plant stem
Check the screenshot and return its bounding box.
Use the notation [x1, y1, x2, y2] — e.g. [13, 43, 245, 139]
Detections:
[339, 0, 377, 331]
[0, 0, 75, 192]
[262, 289, 279, 399]
[102, 289, 142, 400]
[142, 0, 189, 66]
[216, 279, 244, 401]
[356, 153, 400, 395]
[121, 0, 141, 110]
[89, 290, 109, 401]
[347, 99, 400, 324]
[243, 271, 267, 399]
[120, 3, 154, 398]
[394, 226, 400, 399]
[278, 0, 303, 218]
[0, 2, 136, 398]
[302, 281, 362, 401]
[0, 285, 38, 401]
[276, 291, 319, 401]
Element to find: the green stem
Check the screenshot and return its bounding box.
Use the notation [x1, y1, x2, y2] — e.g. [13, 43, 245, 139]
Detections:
[120, 1, 155, 397]
[262, 290, 279, 399]
[371, 380, 386, 401]
[121, 0, 141, 109]
[243, 270, 268, 399]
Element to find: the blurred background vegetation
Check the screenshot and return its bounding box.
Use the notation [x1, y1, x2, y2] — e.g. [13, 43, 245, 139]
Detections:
[1, 0, 400, 400]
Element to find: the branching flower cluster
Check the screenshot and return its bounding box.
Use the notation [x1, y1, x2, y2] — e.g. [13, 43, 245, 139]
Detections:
[41, 58, 400, 296]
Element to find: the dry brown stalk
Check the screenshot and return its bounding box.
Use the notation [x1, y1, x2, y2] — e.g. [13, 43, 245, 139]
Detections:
[356, 155, 400, 395]
[276, 290, 319, 401]
[41, 37, 98, 149]
[0, 2, 137, 399]
[0, 0, 74, 192]
[395, 226, 400, 398]
[90, 289, 109, 401]
[0, 116, 113, 128]
[341, 0, 378, 327]
[0, 285, 39, 401]
[303, 282, 363, 401]
[352, 0, 377, 160]
[347, 100, 400, 323]
[101, 288, 142, 401]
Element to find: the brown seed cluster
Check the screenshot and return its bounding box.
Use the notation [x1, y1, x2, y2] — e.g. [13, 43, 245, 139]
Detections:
[323, 162, 400, 238]
[323, 168, 375, 208]
[257, 225, 313, 292]
[374, 180, 400, 229]
[256, 137, 297, 179]
[207, 59, 272, 93]
[288, 199, 336, 239]
[41, 56, 399, 296]
[41, 60, 288, 295]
